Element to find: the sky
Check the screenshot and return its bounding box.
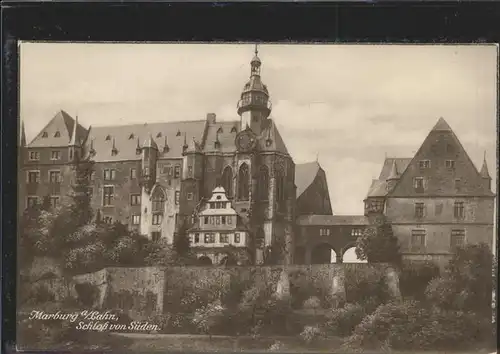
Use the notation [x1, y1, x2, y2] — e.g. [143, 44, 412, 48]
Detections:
[20, 43, 498, 216]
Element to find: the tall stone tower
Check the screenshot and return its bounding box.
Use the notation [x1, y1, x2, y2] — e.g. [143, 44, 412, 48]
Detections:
[237, 45, 272, 136]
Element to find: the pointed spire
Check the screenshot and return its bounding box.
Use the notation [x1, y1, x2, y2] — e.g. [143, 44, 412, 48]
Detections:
[480, 151, 491, 179]
[69, 115, 79, 146]
[432, 117, 452, 132]
[20, 120, 26, 147]
[387, 159, 399, 180]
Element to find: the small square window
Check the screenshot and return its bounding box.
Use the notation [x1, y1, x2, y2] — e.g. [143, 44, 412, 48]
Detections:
[174, 165, 181, 178]
[29, 151, 40, 161]
[27, 171, 40, 183]
[130, 168, 137, 179]
[132, 215, 141, 225]
[50, 196, 60, 208]
[103, 216, 113, 224]
[220, 234, 229, 243]
[234, 233, 241, 243]
[194, 233, 200, 243]
[187, 192, 193, 200]
[51, 151, 61, 160]
[26, 196, 39, 208]
[450, 229, 465, 248]
[446, 160, 456, 169]
[204, 216, 209, 224]
[418, 160, 431, 169]
[413, 177, 424, 191]
[415, 203, 425, 218]
[130, 194, 141, 206]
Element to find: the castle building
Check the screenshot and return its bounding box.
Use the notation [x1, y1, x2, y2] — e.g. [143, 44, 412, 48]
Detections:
[19, 47, 332, 266]
[364, 117, 495, 265]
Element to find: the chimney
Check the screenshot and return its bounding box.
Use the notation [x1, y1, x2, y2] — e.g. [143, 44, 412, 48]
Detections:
[206, 113, 216, 124]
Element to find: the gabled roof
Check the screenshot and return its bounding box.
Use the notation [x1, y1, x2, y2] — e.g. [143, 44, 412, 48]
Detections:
[295, 161, 321, 198]
[432, 117, 452, 131]
[203, 121, 240, 153]
[366, 157, 412, 198]
[257, 119, 289, 154]
[28, 110, 88, 148]
[86, 120, 206, 162]
[296, 214, 368, 226]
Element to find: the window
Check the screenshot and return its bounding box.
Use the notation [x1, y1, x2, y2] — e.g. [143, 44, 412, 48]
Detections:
[42, 132, 48, 138]
[54, 131, 61, 137]
[27, 171, 40, 183]
[103, 216, 113, 224]
[143, 167, 150, 177]
[29, 151, 40, 161]
[103, 186, 114, 206]
[415, 203, 425, 218]
[368, 199, 384, 212]
[130, 194, 141, 206]
[49, 171, 61, 183]
[258, 166, 269, 200]
[237, 163, 250, 200]
[51, 151, 61, 160]
[129, 134, 134, 140]
[435, 203, 443, 216]
[413, 177, 424, 191]
[175, 191, 180, 205]
[351, 228, 363, 237]
[130, 168, 137, 179]
[216, 216, 221, 225]
[220, 234, 229, 243]
[454, 201, 465, 219]
[231, 126, 237, 133]
[90, 171, 95, 181]
[204, 233, 215, 243]
[174, 165, 181, 178]
[227, 216, 232, 224]
[454, 179, 462, 190]
[418, 160, 431, 169]
[194, 233, 200, 243]
[152, 214, 163, 225]
[132, 215, 141, 225]
[204, 216, 209, 224]
[176, 130, 181, 137]
[234, 233, 241, 243]
[152, 188, 166, 212]
[151, 232, 161, 242]
[221, 216, 226, 224]
[163, 165, 172, 175]
[450, 229, 465, 248]
[188, 166, 193, 177]
[445, 160, 455, 169]
[156, 132, 162, 138]
[105, 135, 111, 141]
[49, 196, 60, 208]
[187, 192, 193, 201]
[319, 228, 331, 236]
[411, 229, 426, 248]
[104, 169, 116, 181]
[26, 196, 38, 208]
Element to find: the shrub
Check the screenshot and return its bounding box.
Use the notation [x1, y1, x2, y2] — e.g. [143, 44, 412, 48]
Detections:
[303, 296, 322, 309]
[269, 340, 286, 352]
[26, 284, 55, 305]
[192, 300, 228, 335]
[344, 265, 390, 308]
[74, 282, 99, 307]
[325, 303, 366, 336]
[399, 261, 440, 300]
[300, 325, 325, 344]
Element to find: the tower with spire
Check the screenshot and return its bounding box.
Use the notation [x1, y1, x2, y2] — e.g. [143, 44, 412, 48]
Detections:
[140, 134, 158, 193]
[237, 44, 272, 136]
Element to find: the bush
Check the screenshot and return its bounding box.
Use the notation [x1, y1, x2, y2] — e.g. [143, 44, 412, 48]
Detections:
[25, 284, 55, 305]
[344, 266, 390, 309]
[300, 325, 325, 344]
[343, 300, 494, 351]
[325, 303, 366, 337]
[399, 261, 440, 301]
[303, 296, 322, 309]
[74, 282, 99, 307]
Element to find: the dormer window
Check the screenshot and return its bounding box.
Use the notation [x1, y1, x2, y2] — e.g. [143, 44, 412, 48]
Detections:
[54, 131, 61, 138]
[42, 132, 48, 138]
[217, 127, 223, 134]
[129, 134, 134, 140]
[176, 130, 181, 137]
[105, 135, 111, 141]
[156, 132, 162, 138]
[231, 126, 237, 133]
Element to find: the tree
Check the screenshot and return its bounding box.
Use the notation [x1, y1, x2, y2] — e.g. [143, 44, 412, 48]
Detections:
[173, 222, 191, 257]
[355, 215, 402, 265]
[425, 243, 493, 316]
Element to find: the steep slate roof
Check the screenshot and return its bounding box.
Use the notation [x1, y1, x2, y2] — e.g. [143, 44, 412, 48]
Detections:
[366, 157, 412, 198]
[257, 119, 289, 154]
[86, 120, 207, 162]
[28, 110, 88, 148]
[390, 117, 494, 197]
[203, 121, 240, 153]
[295, 161, 321, 198]
[296, 214, 368, 226]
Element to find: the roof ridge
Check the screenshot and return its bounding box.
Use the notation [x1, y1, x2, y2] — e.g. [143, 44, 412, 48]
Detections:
[92, 119, 207, 129]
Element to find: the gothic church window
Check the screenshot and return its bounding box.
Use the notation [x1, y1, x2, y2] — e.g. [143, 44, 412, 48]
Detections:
[221, 166, 233, 197]
[237, 163, 250, 201]
[152, 188, 166, 212]
[258, 166, 269, 200]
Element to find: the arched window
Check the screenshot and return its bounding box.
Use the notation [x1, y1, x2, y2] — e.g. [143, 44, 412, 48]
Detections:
[238, 163, 249, 201]
[152, 187, 166, 213]
[276, 171, 286, 202]
[221, 166, 233, 197]
[258, 166, 269, 200]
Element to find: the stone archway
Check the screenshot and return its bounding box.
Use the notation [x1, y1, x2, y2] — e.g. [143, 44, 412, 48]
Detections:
[311, 243, 338, 264]
[342, 246, 367, 263]
[198, 256, 213, 265]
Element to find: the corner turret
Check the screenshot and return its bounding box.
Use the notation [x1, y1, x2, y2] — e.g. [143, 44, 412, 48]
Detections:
[480, 152, 492, 191]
